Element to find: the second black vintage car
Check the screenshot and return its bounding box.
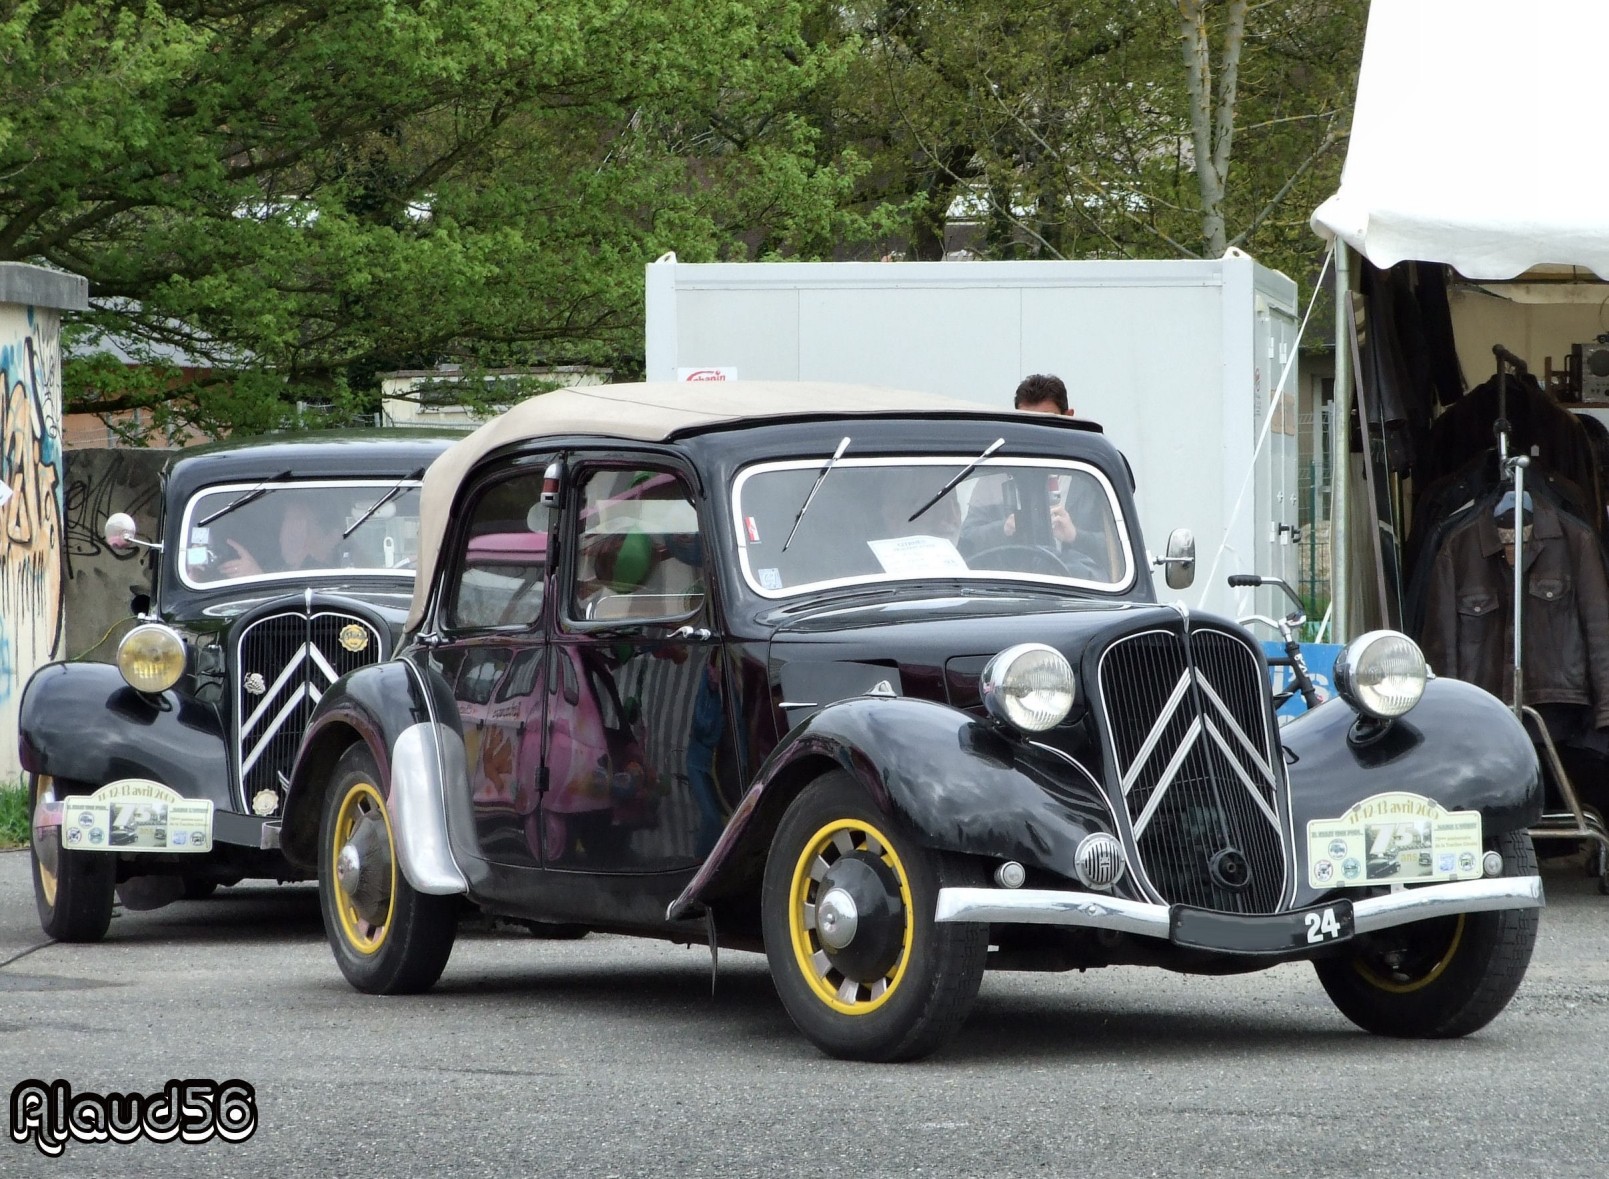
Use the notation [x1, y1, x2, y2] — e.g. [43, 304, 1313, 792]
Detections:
[21, 430, 459, 942]
[282, 382, 1544, 1060]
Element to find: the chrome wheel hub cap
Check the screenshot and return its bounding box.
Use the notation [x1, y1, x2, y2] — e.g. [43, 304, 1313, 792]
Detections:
[816, 887, 859, 950]
[336, 842, 364, 899]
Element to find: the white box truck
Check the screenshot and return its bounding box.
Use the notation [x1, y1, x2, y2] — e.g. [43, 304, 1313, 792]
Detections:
[645, 253, 1301, 620]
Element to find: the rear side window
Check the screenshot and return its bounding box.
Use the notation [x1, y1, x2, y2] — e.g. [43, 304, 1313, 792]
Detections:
[445, 471, 551, 630]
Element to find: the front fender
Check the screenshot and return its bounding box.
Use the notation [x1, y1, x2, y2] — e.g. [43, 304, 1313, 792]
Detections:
[281, 655, 467, 882]
[1282, 675, 1543, 849]
[18, 662, 230, 807]
[668, 696, 1116, 919]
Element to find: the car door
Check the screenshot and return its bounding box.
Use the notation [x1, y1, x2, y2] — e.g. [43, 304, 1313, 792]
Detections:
[432, 461, 553, 869]
[543, 459, 730, 872]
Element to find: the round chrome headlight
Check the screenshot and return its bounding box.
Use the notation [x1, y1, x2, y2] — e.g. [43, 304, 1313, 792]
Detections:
[981, 642, 1075, 732]
[116, 623, 186, 694]
[1334, 630, 1426, 720]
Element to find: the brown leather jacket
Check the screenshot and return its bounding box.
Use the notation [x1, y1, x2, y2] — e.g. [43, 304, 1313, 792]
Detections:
[1421, 494, 1609, 725]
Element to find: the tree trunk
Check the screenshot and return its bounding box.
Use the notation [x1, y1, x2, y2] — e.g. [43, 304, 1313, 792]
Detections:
[1176, 0, 1248, 257]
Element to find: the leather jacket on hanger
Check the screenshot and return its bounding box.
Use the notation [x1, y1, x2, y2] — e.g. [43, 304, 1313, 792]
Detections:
[1420, 489, 1609, 725]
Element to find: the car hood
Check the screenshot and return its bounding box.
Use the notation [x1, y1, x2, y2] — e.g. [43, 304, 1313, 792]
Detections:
[766, 594, 1188, 714]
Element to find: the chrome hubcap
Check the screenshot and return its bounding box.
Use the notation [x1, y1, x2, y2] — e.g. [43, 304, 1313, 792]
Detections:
[336, 842, 363, 898]
[816, 887, 859, 950]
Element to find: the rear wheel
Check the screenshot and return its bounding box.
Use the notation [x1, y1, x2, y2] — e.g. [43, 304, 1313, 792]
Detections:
[1313, 829, 1539, 1037]
[318, 744, 457, 993]
[761, 772, 988, 1061]
[30, 774, 115, 943]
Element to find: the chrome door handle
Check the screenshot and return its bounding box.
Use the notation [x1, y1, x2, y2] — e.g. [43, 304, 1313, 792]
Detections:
[669, 625, 712, 641]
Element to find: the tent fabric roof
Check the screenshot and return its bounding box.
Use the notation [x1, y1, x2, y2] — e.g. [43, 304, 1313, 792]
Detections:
[405, 380, 990, 627]
[1311, 0, 1609, 280]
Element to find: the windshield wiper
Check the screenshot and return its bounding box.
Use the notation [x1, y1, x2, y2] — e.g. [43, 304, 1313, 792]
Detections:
[344, 467, 424, 540]
[197, 470, 293, 528]
[908, 438, 1004, 522]
[782, 436, 851, 552]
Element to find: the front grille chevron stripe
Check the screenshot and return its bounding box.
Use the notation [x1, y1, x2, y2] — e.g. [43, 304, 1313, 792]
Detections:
[1203, 719, 1281, 830]
[241, 684, 311, 778]
[1131, 716, 1203, 838]
[1119, 670, 1193, 796]
[1196, 673, 1277, 790]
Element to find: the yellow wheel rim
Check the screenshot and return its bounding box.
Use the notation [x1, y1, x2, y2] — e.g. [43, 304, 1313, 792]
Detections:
[34, 775, 58, 909]
[331, 780, 395, 955]
[1354, 914, 1466, 994]
[787, 818, 914, 1016]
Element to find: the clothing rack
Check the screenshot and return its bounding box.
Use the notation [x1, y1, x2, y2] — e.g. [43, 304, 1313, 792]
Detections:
[1493, 345, 1609, 892]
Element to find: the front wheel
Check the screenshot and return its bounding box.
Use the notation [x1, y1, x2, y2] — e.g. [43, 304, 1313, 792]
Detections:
[318, 744, 458, 994]
[761, 772, 988, 1061]
[1313, 829, 1539, 1037]
[30, 774, 115, 943]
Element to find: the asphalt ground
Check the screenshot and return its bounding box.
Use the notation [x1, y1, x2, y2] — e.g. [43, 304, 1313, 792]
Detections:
[2, 846, 1606, 1178]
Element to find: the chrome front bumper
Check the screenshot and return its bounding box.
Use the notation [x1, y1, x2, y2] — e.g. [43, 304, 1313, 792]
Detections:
[934, 875, 1544, 942]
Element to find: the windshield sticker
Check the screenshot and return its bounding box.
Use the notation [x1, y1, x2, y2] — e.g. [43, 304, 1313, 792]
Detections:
[58, 779, 215, 854]
[745, 516, 760, 543]
[866, 535, 970, 577]
[1306, 791, 1482, 889]
[757, 567, 783, 590]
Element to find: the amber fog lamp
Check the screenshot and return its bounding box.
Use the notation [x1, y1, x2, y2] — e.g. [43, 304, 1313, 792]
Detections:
[117, 623, 186, 694]
[981, 642, 1075, 733]
[1335, 630, 1426, 720]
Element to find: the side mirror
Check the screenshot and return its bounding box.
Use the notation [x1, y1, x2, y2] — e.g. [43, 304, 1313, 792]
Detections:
[1155, 528, 1196, 589]
[105, 512, 140, 552]
[105, 512, 161, 553]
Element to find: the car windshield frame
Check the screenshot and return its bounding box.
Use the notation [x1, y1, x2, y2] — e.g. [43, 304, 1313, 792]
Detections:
[730, 455, 1136, 599]
[176, 478, 426, 590]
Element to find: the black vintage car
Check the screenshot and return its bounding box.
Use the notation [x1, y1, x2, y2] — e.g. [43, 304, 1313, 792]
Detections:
[282, 383, 1544, 1061]
[20, 431, 459, 941]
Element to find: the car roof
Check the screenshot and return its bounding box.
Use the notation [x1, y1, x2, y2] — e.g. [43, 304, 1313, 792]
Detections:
[164, 430, 464, 503]
[406, 380, 1103, 629]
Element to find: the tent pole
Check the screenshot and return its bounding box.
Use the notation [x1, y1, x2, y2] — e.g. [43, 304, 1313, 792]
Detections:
[1330, 240, 1352, 643]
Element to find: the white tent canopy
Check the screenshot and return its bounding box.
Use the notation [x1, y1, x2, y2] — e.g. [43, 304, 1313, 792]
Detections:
[1312, 0, 1609, 280]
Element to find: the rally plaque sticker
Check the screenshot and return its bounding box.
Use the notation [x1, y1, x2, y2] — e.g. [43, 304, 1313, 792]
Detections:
[59, 779, 215, 854]
[1306, 791, 1481, 890]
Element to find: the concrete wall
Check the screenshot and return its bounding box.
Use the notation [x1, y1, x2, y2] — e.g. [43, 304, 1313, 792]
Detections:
[1, 263, 88, 781]
[62, 447, 167, 663]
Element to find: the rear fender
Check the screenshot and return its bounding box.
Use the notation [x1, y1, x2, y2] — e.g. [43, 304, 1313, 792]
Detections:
[667, 696, 1115, 918]
[18, 662, 231, 808]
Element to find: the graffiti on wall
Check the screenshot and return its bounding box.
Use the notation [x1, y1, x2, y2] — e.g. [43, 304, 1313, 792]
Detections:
[0, 310, 65, 714]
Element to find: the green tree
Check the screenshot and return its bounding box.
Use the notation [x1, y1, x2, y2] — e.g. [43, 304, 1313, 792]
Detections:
[0, 1, 872, 438]
[815, 0, 1363, 278]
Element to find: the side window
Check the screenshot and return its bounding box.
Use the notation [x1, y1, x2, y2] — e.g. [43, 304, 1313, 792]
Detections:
[571, 467, 704, 624]
[445, 470, 551, 630]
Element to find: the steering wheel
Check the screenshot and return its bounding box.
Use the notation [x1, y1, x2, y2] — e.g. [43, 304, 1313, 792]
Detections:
[966, 543, 1071, 577]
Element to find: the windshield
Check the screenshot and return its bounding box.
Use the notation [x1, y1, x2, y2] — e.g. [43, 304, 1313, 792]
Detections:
[179, 480, 424, 588]
[732, 456, 1134, 597]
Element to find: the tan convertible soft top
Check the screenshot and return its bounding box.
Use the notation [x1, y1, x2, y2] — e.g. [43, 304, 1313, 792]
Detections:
[406, 380, 989, 628]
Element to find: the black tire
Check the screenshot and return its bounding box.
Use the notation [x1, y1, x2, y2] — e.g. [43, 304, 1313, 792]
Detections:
[29, 772, 116, 945]
[29, 774, 116, 943]
[1313, 829, 1539, 1037]
[761, 772, 988, 1061]
[180, 876, 219, 901]
[318, 744, 457, 994]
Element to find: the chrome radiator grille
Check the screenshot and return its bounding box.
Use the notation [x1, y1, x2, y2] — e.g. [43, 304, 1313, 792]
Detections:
[1098, 625, 1285, 913]
[234, 609, 383, 813]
